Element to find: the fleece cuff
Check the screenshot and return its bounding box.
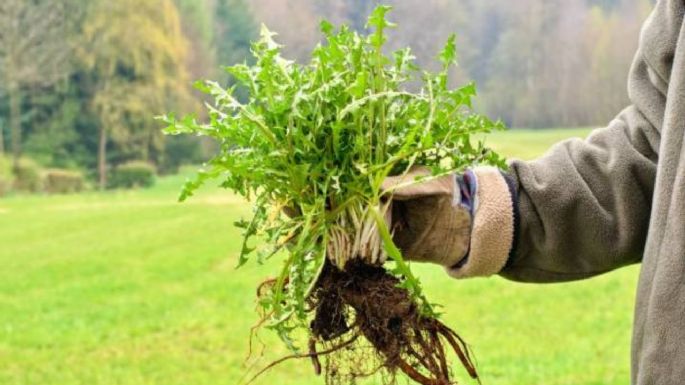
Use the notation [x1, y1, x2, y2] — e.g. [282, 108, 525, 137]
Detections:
[446, 167, 515, 279]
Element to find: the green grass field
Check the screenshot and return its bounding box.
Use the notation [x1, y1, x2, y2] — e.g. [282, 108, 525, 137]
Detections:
[0, 127, 640, 385]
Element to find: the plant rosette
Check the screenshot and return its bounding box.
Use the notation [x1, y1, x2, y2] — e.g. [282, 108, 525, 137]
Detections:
[161, 5, 504, 384]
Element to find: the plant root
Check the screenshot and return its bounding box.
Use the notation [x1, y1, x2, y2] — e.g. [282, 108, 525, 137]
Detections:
[307, 260, 479, 385]
[249, 260, 478, 385]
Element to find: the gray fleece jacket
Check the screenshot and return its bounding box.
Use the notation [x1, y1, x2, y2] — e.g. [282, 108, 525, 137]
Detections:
[499, 0, 685, 383]
[401, 0, 683, 381]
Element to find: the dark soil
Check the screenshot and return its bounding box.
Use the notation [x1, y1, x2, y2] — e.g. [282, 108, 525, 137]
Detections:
[306, 260, 479, 385]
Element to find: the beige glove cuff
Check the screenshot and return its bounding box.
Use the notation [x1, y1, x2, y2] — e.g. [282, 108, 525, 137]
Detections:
[446, 167, 515, 279]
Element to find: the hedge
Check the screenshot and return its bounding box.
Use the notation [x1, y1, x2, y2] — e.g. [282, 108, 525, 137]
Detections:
[109, 161, 156, 189]
[13, 158, 43, 193]
[44, 169, 85, 194]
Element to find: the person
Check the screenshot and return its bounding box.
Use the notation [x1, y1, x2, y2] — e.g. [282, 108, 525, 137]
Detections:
[375, 0, 685, 383]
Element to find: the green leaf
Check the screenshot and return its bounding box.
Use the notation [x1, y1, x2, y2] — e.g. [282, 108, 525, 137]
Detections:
[366, 5, 395, 31]
[320, 20, 334, 36]
[438, 33, 458, 67]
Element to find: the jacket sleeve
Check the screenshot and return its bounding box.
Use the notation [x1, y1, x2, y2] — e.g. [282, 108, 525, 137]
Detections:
[499, 0, 679, 283]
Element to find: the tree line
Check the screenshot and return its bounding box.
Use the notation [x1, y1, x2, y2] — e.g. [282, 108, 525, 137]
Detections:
[0, 0, 255, 188]
[252, 0, 651, 128]
[0, 0, 651, 188]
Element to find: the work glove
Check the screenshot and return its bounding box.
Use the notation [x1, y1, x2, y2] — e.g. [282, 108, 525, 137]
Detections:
[382, 166, 517, 278]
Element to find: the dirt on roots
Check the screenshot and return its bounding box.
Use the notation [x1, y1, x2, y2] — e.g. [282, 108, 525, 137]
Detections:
[253, 260, 479, 385]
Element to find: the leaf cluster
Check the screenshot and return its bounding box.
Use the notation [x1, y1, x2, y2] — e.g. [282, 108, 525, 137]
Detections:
[162, 5, 504, 350]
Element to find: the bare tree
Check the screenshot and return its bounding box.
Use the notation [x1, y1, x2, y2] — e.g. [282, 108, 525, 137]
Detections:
[0, 0, 70, 167]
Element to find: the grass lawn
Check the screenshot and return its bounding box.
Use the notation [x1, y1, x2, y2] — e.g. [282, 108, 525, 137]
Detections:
[0, 127, 640, 385]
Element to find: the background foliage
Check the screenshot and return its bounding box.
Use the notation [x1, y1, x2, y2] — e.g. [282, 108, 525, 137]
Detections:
[0, 0, 651, 185]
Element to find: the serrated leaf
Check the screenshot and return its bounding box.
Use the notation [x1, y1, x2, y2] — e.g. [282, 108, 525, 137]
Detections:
[366, 5, 395, 31]
[163, 4, 506, 355]
[438, 34, 458, 67]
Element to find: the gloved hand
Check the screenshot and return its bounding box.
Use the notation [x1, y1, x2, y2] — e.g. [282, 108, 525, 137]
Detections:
[382, 166, 517, 278]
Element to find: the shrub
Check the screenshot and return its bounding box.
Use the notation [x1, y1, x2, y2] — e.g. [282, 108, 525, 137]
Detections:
[44, 169, 85, 194]
[0, 155, 11, 196]
[13, 158, 43, 193]
[109, 161, 156, 189]
[158, 136, 203, 175]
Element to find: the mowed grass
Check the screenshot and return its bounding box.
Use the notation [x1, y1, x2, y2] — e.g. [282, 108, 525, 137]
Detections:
[0, 127, 640, 385]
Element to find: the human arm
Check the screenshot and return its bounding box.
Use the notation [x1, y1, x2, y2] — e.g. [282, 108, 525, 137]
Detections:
[387, 0, 679, 282]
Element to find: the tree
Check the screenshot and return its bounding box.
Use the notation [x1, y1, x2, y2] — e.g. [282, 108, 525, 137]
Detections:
[214, 0, 257, 71]
[174, 0, 217, 79]
[79, 0, 192, 189]
[0, 0, 70, 167]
